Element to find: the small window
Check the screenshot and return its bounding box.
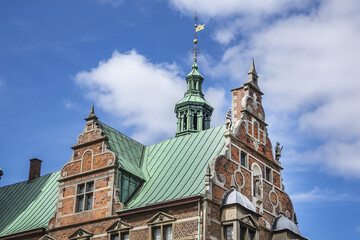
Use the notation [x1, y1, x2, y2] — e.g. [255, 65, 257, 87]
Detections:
[111, 233, 119, 240]
[265, 167, 271, 182]
[183, 114, 187, 130]
[248, 230, 255, 240]
[240, 226, 255, 240]
[76, 181, 94, 212]
[193, 114, 198, 130]
[224, 225, 233, 240]
[240, 226, 246, 240]
[111, 232, 129, 240]
[163, 225, 172, 240]
[152, 227, 161, 240]
[151, 225, 172, 240]
[240, 152, 247, 167]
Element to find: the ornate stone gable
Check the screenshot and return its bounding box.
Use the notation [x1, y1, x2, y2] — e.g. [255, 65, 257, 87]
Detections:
[107, 219, 133, 232]
[60, 106, 117, 179]
[239, 215, 260, 230]
[147, 211, 176, 225]
[39, 235, 57, 240]
[68, 228, 93, 240]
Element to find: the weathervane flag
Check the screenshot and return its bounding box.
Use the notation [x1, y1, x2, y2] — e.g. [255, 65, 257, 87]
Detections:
[195, 24, 205, 32]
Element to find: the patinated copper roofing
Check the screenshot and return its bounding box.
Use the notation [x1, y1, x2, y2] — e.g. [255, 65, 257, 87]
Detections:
[124, 125, 226, 209]
[0, 172, 60, 237]
[98, 121, 145, 179]
[0, 123, 226, 237]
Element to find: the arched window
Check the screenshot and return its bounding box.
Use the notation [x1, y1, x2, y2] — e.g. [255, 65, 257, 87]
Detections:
[193, 113, 198, 130]
[183, 114, 187, 130]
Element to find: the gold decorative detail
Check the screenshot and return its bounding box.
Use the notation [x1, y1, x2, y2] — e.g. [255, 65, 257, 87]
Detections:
[195, 24, 205, 32]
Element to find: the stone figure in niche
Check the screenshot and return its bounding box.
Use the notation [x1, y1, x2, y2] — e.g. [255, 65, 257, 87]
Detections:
[225, 109, 232, 130]
[275, 142, 283, 163]
[254, 175, 262, 198]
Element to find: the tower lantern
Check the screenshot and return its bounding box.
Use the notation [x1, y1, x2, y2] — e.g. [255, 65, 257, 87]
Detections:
[174, 13, 213, 137]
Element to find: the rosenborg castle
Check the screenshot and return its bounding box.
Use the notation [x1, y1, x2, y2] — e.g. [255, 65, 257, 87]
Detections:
[0, 36, 307, 240]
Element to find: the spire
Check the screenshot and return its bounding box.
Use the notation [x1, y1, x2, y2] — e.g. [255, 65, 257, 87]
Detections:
[193, 11, 205, 64]
[174, 13, 212, 137]
[90, 104, 94, 115]
[193, 11, 199, 63]
[249, 58, 257, 75]
[85, 104, 98, 121]
[248, 58, 259, 90]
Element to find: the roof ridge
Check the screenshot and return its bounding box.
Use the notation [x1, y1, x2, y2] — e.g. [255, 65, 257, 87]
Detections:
[146, 124, 225, 148]
[0, 171, 60, 189]
[97, 121, 145, 147]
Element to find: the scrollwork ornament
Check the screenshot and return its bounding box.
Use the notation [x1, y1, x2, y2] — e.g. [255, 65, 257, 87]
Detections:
[107, 158, 114, 166]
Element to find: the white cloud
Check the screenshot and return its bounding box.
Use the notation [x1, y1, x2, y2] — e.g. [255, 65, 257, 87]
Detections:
[75, 50, 225, 145]
[205, 87, 227, 127]
[63, 99, 78, 110]
[97, 0, 123, 7]
[191, 0, 360, 178]
[291, 187, 350, 203]
[170, 0, 311, 18]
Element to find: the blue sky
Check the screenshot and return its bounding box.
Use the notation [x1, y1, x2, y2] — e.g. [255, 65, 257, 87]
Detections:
[1, 0, 360, 239]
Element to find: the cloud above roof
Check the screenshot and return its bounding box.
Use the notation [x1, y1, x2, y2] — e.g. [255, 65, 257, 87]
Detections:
[75, 50, 227, 145]
[170, 0, 311, 18]
[172, 0, 360, 178]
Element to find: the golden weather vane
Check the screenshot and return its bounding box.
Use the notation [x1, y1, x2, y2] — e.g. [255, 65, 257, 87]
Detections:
[193, 11, 205, 63]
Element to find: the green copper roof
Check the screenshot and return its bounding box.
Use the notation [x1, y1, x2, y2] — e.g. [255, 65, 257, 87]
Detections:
[175, 93, 213, 108]
[0, 122, 226, 237]
[0, 171, 60, 237]
[98, 121, 145, 179]
[187, 62, 203, 78]
[124, 125, 226, 209]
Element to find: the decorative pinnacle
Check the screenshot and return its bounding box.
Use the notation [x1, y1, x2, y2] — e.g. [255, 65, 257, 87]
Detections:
[248, 58, 257, 75]
[206, 164, 211, 177]
[85, 104, 98, 121]
[230, 175, 236, 189]
[90, 104, 94, 115]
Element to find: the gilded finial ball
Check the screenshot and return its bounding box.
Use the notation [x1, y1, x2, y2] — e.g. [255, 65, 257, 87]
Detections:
[195, 24, 197, 27]
[194, 39, 198, 44]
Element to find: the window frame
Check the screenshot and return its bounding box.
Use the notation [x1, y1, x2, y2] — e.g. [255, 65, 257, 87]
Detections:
[223, 223, 234, 240]
[265, 167, 272, 183]
[110, 231, 130, 240]
[75, 181, 94, 213]
[240, 223, 257, 240]
[240, 151, 248, 168]
[150, 223, 173, 240]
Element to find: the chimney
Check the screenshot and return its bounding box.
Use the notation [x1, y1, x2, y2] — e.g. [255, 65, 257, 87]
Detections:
[29, 158, 42, 181]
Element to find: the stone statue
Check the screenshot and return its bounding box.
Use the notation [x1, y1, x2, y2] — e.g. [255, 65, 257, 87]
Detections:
[254, 175, 262, 197]
[275, 142, 283, 163]
[225, 109, 232, 130]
